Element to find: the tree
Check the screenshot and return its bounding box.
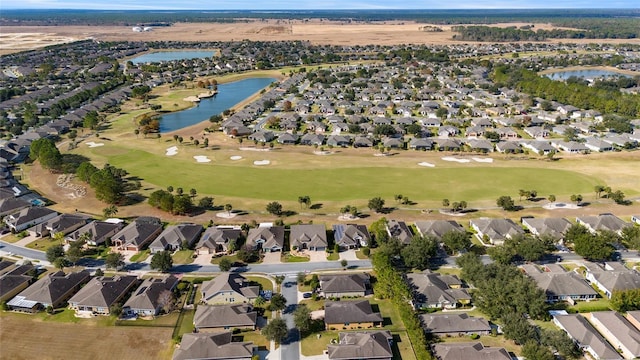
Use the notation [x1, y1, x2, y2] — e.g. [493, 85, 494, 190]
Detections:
[573, 231, 614, 261]
[540, 328, 581, 359]
[76, 162, 99, 183]
[610, 289, 640, 312]
[224, 203, 233, 216]
[296, 272, 306, 284]
[442, 199, 450, 208]
[189, 188, 197, 198]
[266, 202, 283, 216]
[621, 226, 640, 250]
[102, 205, 118, 218]
[367, 197, 385, 213]
[441, 230, 471, 255]
[262, 318, 288, 343]
[157, 289, 175, 314]
[172, 195, 193, 215]
[66, 240, 85, 265]
[198, 197, 214, 209]
[90, 168, 124, 204]
[150, 251, 173, 272]
[487, 245, 515, 265]
[293, 304, 313, 333]
[594, 185, 606, 199]
[394, 194, 403, 203]
[29, 138, 62, 171]
[401, 235, 438, 270]
[94, 268, 104, 276]
[218, 258, 233, 272]
[521, 341, 555, 360]
[497, 195, 516, 211]
[269, 293, 287, 312]
[340, 259, 348, 268]
[105, 252, 125, 269]
[570, 194, 583, 206]
[46, 244, 65, 263]
[501, 311, 538, 345]
[274, 275, 285, 288]
[548, 194, 556, 203]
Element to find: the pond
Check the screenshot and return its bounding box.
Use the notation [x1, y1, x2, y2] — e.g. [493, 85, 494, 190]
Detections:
[130, 50, 215, 64]
[159, 77, 276, 133]
[544, 69, 633, 81]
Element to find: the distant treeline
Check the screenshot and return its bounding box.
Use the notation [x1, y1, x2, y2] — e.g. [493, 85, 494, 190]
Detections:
[2, 8, 640, 26]
[453, 21, 640, 42]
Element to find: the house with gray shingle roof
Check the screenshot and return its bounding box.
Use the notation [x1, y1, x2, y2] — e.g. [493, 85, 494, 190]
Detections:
[406, 270, 471, 310]
[290, 224, 328, 251]
[0, 197, 30, 217]
[470, 218, 524, 246]
[68, 275, 139, 316]
[123, 275, 179, 317]
[149, 223, 204, 254]
[319, 273, 370, 298]
[173, 332, 254, 360]
[0, 263, 36, 303]
[324, 300, 383, 330]
[521, 217, 572, 241]
[8, 270, 90, 312]
[200, 273, 259, 305]
[194, 303, 257, 332]
[386, 220, 412, 245]
[553, 313, 622, 360]
[414, 220, 464, 240]
[65, 220, 124, 247]
[588, 311, 640, 359]
[31, 213, 91, 237]
[195, 226, 241, 255]
[332, 224, 370, 249]
[522, 264, 597, 303]
[420, 313, 491, 335]
[432, 342, 511, 360]
[327, 331, 392, 360]
[576, 214, 631, 235]
[246, 225, 285, 252]
[584, 261, 640, 299]
[4, 207, 58, 232]
[112, 217, 163, 252]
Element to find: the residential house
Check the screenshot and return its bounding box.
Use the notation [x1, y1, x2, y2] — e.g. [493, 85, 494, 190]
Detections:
[553, 314, 622, 360]
[406, 270, 471, 310]
[386, 220, 412, 245]
[576, 214, 631, 235]
[588, 311, 640, 359]
[553, 140, 589, 153]
[31, 213, 91, 238]
[8, 270, 91, 312]
[469, 218, 524, 246]
[496, 141, 522, 153]
[193, 303, 257, 332]
[465, 139, 493, 153]
[300, 133, 325, 146]
[632, 215, 640, 225]
[246, 225, 285, 252]
[149, 224, 204, 254]
[409, 138, 434, 151]
[173, 332, 254, 360]
[4, 207, 58, 232]
[112, 217, 163, 252]
[353, 136, 374, 148]
[324, 300, 383, 330]
[65, 220, 124, 246]
[522, 264, 597, 303]
[290, 224, 328, 251]
[585, 138, 614, 152]
[626, 311, 640, 330]
[277, 133, 298, 145]
[247, 130, 274, 143]
[327, 331, 393, 360]
[68, 275, 139, 316]
[0, 264, 35, 303]
[200, 273, 259, 305]
[195, 226, 242, 255]
[0, 197, 30, 217]
[584, 262, 640, 298]
[524, 126, 549, 138]
[521, 217, 572, 241]
[414, 220, 465, 240]
[319, 273, 370, 298]
[521, 140, 554, 155]
[332, 224, 370, 249]
[123, 275, 180, 317]
[432, 342, 511, 360]
[420, 313, 492, 336]
[434, 138, 462, 151]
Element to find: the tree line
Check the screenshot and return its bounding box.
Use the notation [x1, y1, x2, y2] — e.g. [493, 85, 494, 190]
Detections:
[452, 23, 639, 42]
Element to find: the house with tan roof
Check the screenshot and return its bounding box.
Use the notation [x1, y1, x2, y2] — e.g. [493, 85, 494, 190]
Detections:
[112, 217, 163, 252]
[8, 270, 90, 312]
[324, 299, 383, 330]
[68, 275, 139, 316]
[406, 270, 471, 310]
[470, 218, 524, 245]
[200, 273, 259, 305]
[327, 331, 393, 360]
[194, 303, 257, 332]
[149, 223, 203, 254]
[290, 224, 328, 251]
[173, 331, 254, 360]
[588, 311, 640, 359]
[521, 264, 597, 303]
[432, 342, 511, 360]
[195, 226, 242, 255]
[246, 225, 285, 252]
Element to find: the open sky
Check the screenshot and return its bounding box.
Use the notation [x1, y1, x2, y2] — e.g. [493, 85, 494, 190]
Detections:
[2, 0, 638, 10]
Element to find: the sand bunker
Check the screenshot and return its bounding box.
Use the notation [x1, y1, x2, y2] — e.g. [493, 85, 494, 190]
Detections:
[194, 155, 211, 163]
[230, 155, 243, 161]
[239, 147, 271, 152]
[216, 212, 238, 219]
[86, 141, 104, 148]
[253, 160, 270, 166]
[472, 157, 494, 163]
[166, 146, 178, 156]
[441, 156, 470, 163]
[313, 151, 332, 155]
[418, 162, 435, 167]
[543, 202, 581, 210]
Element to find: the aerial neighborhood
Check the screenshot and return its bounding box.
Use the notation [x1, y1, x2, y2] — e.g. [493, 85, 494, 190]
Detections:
[1, 9, 640, 360]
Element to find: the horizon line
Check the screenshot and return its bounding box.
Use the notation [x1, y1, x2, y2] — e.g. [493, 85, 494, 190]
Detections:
[3, 8, 640, 11]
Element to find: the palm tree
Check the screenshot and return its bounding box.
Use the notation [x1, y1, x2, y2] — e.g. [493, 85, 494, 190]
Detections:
[102, 205, 118, 218]
[224, 204, 233, 216]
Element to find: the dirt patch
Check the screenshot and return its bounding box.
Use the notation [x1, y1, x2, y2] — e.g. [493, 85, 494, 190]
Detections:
[0, 314, 173, 360]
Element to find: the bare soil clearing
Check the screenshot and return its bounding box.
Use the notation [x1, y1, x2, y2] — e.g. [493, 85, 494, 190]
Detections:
[1, 20, 638, 54]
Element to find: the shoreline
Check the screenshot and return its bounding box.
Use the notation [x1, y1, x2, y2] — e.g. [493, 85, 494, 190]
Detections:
[538, 65, 640, 77]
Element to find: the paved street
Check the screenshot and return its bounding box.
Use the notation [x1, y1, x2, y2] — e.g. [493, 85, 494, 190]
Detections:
[280, 274, 301, 360]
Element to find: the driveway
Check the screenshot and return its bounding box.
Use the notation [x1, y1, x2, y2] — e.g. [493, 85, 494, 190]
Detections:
[192, 253, 213, 266]
[261, 251, 282, 264]
[339, 250, 358, 261]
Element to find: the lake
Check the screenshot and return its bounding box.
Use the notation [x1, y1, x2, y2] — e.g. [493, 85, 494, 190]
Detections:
[159, 77, 276, 132]
[545, 69, 632, 81]
[130, 50, 215, 64]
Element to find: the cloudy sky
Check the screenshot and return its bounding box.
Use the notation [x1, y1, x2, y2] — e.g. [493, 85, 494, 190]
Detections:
[3, 0, 638, 9]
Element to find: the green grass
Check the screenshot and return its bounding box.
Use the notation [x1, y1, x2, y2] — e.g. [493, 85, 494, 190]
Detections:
[25, 238, 63, 252]
[299, 299, 325, 311]
[355, 250, 369, 259]
[172, 250, 194, 264]
[1, 234, 21, 243]
[326, 252, 340, 261]
[210, 254, 239, 265]
[103, 148, 601, 202]
[234, 330, 270, 349]
[568, 298, 611, 313]
[130, 250, 150, 263]
[175, 309, 195, 336]
[245, 275, 273, 292]
[282, 253, 310, 263]
[116, 312, 180, 327]
[301, 330, 338, 356]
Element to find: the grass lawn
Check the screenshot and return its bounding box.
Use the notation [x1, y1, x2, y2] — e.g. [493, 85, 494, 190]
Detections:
[210, 254, 239, 265]
[175, 309, 195, 336]
[282, 253, 310, 263]
[392, 332, 417, 360]
[433, 267, 462, 277]
[246, 275, 274, 292]
[568, 298, 611, 313]
[1, 234, 22, 243]
[130, 249, 150, 262]
[326, 252, 340, 261]
[301, 330, 338, 356]
[299, 299, 325, 311]
[370, 298, 405, 332]
[355, 250, 369, 260]
[117, 312, 180, 327]
[25, 237, 63, 252]
[234, 330, 270, 350]
[172, 250, 194, 264]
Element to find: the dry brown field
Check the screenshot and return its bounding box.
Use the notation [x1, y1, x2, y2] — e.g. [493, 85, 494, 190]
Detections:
[0, 314, 174, 360]
[1, 19, 639, 54]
